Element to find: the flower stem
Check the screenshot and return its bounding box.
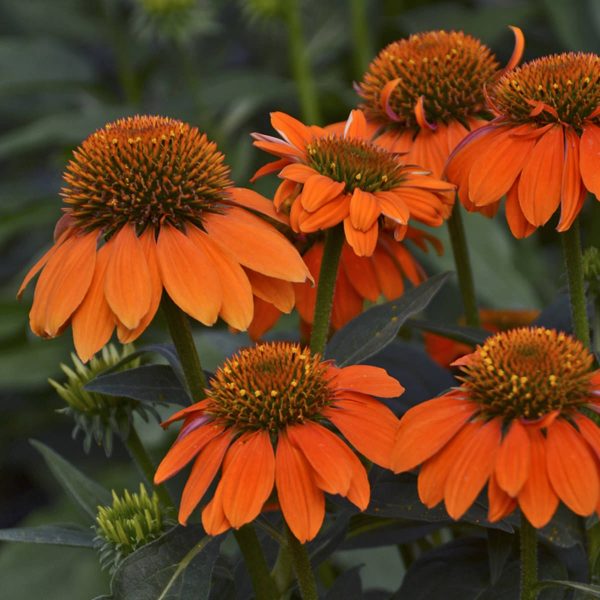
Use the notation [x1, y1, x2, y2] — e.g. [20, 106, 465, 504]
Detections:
[286, 526, 318, 600]
[123, 424, 174, 508]
[309, 226, 345, 355]
[520, 514, 539, 600]
[349, 0, 373, 79]
[234, 525, 279, 600]
[446, 201, 480, 328]
[561, 219, 591, 348]
[284, 0, 321, 124]
[161, 295, 207, 401]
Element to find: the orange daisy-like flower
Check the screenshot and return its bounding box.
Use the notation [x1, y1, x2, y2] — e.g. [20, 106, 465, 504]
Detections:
[155, 342, 403, 542]
[18, 116, 310, 361]
[391, 327, 600, 528]
[357, 28, 524, 179]
[446, 53, 600, 237]
[251, 109, 454, 257]
[249, 228, 441, 340]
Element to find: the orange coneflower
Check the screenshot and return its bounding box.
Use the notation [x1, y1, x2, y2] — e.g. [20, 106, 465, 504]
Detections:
[251, 109, 454, 257]
[356, 29, 524, 180]
[392, 327, 600, 527]
[18, 116, 310, 361]
[248, 227, 442, 340]
[446, 53, 600, 237]
[155, 342, 403, 542]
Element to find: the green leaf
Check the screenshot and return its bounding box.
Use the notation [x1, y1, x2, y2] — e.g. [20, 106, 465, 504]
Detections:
[107, 526, 221, 600]
[407, 318, 489, 346]
[0, 524, 95, 548]
[538, 580, 600, 598]
[325, 567, 363, 600]
[541, 0, 600, 53]
[487, 529, 514, 585]
[30, 439, 111, 520]
[325, 272, 450, 366]
[85, 365, 190, 406]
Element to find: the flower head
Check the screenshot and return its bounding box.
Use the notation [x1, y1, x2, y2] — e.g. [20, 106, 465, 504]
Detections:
[446, 52, 600, 237]
[252, 110, 454, 257]
[155, 342, 403, 542]
[392, 327, 600, 527]
[19, 115, 310, 361]
[356, 28, 524, 178]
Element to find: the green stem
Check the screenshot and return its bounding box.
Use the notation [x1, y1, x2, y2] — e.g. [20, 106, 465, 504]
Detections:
[286, 526, 318, 600]
[520, 514, 539, 600]
[161, 295, 207, 401]
[446, 201, 480, 328]
[593, 300, 600, 356]
[561, 219, 591, 348]
[234, 526, 279, 600]
[123, 424, 174, 508]
[349, 0, 373, 79]
[309, 226, 345, 355]
[271, 542, 294, 595]
[284, 0, 321, 124]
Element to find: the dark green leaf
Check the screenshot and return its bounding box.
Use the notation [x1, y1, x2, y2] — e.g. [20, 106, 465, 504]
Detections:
[0, 524, 95, 548]
[85, 365, 190, 406]
[325, 273, 450, 366]
[407, 318, 490, 346]
[308, 514, 350, 566]
[325, 566, 363, 600]
[541, 0, 600, 53]
[108, 526, 221, 600]
[538, 580, 600, 598]
[30, 440, 111, 520]
[487, 529, 514, 585]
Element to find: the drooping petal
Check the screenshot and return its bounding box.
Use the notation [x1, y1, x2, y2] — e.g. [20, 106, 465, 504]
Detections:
[221, 431, 275, 528]
[505, 179, 536, 239]
[332, 365, 404, 397]
[301, 174, 346, 213]
[250, 157, 289, 182]
[391, 394, 478, 472]
[580, 123, 600, 199]
[227, 187, 288, 225]
[248, 297, 282, 340]
[495, 420, 530, 497]
[371, 246, 405, 300]
[406, 128, 449, 179]
[341, 245, 380, 302]
[201, 480, 231, 536]
[575, 414, 600, 460]
[444, 418, 501, 520]
[275, 431, 325, 543]
[545, 418, 599, 516]
[104, 225, 152, 330]
[518, 126, 564, 226]
[331, 267, 363, 329]
[299, 196, 350, 232]
[178, 431, 233, 525]
[349, 189, 380, 231]
[279, 163, 317, 183]
[156, 224, 222, 325]
[71, 244, 115, 362]
[488, 473, 517, 523]
[375, 191, 410, 225]
[343, 218, 378, 257]
[518, 429, 558, 528]
[557, 128, 586, 232]
[246, 269, 295, 313]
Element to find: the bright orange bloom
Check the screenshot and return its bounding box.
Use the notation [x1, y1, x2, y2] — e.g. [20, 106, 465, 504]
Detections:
[251, 110, 454, 257]
[446, 53, 600, 237]
[424, 308, 540, 368]
[392, 327, 600, 527]
[249, 228, 442, 340]
[356, 29, 524, 179]
[155, 342, 403, 542]
[18, 116, 310, 361]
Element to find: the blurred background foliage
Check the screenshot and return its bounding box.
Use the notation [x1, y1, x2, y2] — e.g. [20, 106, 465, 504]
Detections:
[1, 0, 599, 596]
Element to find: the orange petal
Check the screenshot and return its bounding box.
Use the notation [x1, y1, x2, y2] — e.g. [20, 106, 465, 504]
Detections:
[179, 431, 233, 524]
[468, 127, 535, 206]
[488, 473, 517, 522]
[274, 179, 300, 211]
[116, 229, 162, 343]
[375, 190, 410, 225]
[406, 128, 448, 178]
[495, 420, 530, 497]
[349, 189, 380, 231]
[518, 126, 564, 226]
[343, 218, 378, 257]
[324, 393, 400, 468]
[247, 297, 282, 340]
[332, 365, 404, 397]
[298, 196, 349, 232]
[505, 179, 536, 239]
[275, 431, 325, 543]
[201, 479, 232, 536]
[271, 111, 313, 149]
[156, 224, 222, 325]
[331, 267, 363, 329]
[343, 109, 369, 139]
[71, 244, 115, 362]
[518, 428, 558, 528]
[203, 207, 310, 282]
[221, 431, 275, 528]
[444, 418, 501, 520]
[301, 174, 346, 212]
[371, 245, 405, 300]
[545, 418, 599, 516]
[246, 269, 295, 313]
[30, 231, 98, 337]
[187, 226, 254, 330]
[391, 394, 478, 472]
[104, 225, 152, 330]
[227, 187, 288, 225]
[287, 421, 353, 496]
[383, 240, 426, 286]
[557, 128, 585, 232]
[341, 245, 380, 301]
[250, 157, 289, 182]
[279, 163, 316, 183]
[580, 123, 600, 199]
[154, 423, 222, 483]
[575, 414, 600, 459]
